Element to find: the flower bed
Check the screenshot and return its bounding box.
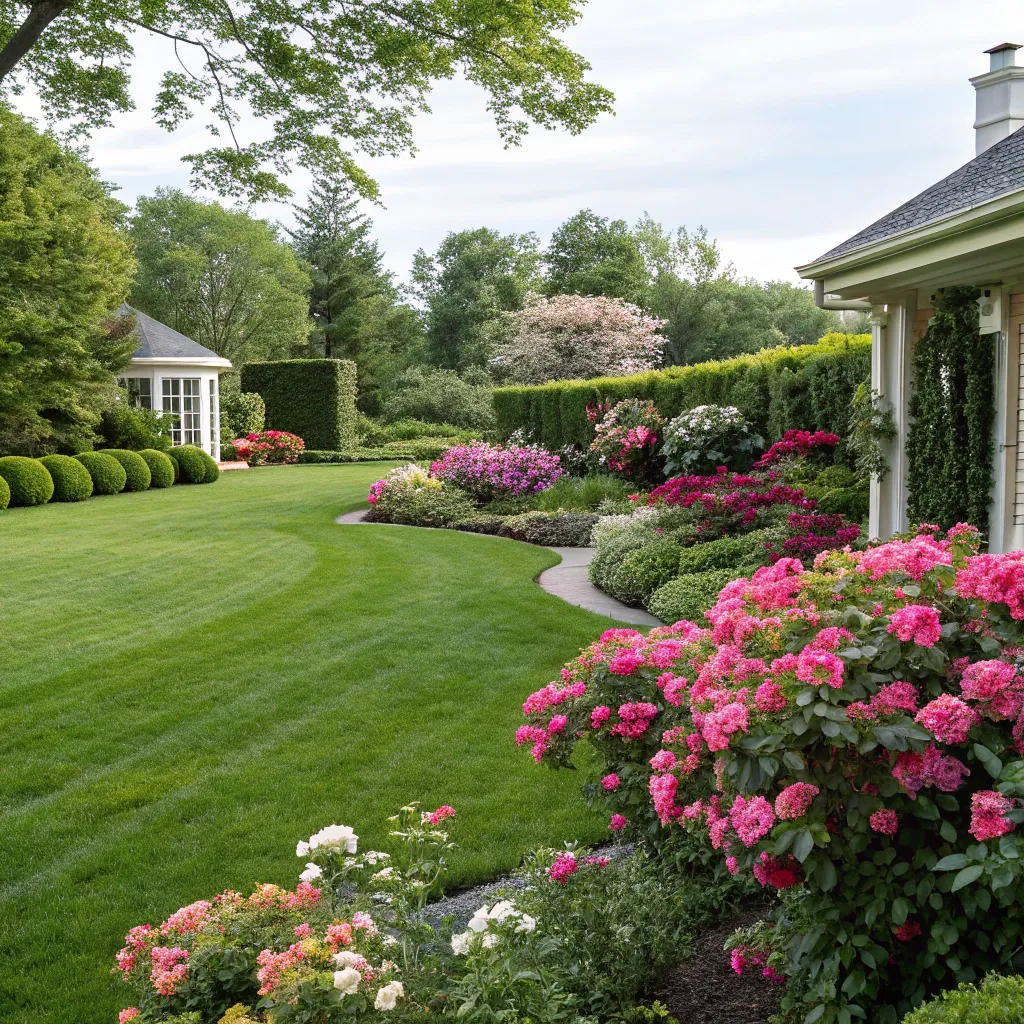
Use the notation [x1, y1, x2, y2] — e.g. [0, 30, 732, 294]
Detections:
[519, 524, 1024, 1021]
[231, 430, 306, 466]
[430, 440, 562, 500]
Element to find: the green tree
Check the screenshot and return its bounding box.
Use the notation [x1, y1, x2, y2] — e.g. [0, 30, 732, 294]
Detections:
[0, 1, 613, 202]
[287, 180, 423, 414]
[545, 209, 650, 304]
[0, 104, 136, 454]
[411, 227, 541, 370]
[129, 188, 311, 366]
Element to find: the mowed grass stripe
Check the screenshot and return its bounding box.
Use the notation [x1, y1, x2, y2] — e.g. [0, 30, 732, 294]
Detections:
[0, 465, 610, 1023]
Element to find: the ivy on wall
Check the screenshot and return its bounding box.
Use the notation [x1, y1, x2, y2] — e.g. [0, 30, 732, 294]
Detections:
[906, 286, 995, 533]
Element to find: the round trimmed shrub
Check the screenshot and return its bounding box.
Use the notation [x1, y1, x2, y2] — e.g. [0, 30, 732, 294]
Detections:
[38, 454, 93, 502]
[170, 445, 217, 484]
[0, 456, 54, 506]
[98, 449, 151, 492]
[901, 973, 1024, 1022]
[138, 449, 175, 489]
[75, 452, 127, 495]
[167, 453, 180, 483]
[0, 474, 9, 510]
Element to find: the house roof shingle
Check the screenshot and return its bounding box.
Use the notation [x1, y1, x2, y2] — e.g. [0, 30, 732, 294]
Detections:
[118, 303, 224, 361]
[812, 126, 1024, 264]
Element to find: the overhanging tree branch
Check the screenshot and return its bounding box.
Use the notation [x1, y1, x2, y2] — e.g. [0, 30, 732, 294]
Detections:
[0, 0, 70, 82]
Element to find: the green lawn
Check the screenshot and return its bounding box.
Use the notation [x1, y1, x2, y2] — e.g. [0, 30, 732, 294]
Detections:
[0, 464, 615, 1024]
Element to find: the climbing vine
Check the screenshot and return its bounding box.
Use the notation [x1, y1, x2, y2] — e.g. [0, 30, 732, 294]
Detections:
[907, 286, 994, 533]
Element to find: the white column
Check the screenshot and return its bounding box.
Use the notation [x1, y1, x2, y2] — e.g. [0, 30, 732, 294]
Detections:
[989, 287, 1015, 552]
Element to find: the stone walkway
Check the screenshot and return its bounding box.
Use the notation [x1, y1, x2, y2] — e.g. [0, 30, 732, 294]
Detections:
[335, 509, 660, 625]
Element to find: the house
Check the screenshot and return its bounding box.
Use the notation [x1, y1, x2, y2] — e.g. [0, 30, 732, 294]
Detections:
[116, 304, 231, 460]
[797, 43, 1024, 553]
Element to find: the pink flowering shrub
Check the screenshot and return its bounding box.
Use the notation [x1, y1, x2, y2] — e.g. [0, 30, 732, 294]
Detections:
[230, 430, 305, 466]
[590, 399, 665, 484]
[430, 440, 562, 499]
[753, 429, 840, 470]
[517, 522, 1024, 1021]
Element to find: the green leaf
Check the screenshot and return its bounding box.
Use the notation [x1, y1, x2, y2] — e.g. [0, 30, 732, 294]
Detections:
[793, 829, 815, 863]
[951, 864, 984, 892]
[891, 898, 909, 925]
[940, 820, 957, 842]
[783, 751, 805, 771]
[934, 854, 969, 871]
[804, 1005, 825, 1024]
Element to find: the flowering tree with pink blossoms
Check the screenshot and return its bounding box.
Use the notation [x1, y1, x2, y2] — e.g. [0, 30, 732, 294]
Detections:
[518, 524, 1024, 1022]
[494, 293, 666, 385]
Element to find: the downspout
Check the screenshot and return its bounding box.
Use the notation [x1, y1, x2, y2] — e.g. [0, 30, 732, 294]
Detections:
[813, 279, 874, 311]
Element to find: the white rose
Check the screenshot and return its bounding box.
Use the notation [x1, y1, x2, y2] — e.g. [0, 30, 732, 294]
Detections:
[487, 901, 516, 923]
[333, 967, 361, 994]
[516, 913, 537, 934]
[450, 931, 471, 955]
[333, 951, 363, 968]
[467, 907, 490, 933]
[299, 862, 322, 883]
[374, 981, 405, 1011]
[308, 824, 358, 853]
[296, 840, 310, 857]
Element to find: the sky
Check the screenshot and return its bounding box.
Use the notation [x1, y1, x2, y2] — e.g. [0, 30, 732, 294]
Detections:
[12, 0, 1024, 286]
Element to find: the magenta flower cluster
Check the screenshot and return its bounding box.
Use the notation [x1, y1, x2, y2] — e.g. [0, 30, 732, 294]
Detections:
[430, 441, 562, 499]
[231, 430, 305, 466]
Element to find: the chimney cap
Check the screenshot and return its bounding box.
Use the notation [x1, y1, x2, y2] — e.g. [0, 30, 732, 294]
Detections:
[985, 42, 1023, 53]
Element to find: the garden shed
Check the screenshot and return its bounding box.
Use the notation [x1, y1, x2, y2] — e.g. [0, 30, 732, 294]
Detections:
[798, 43, 1024, 552]
[116, 304, 232, 460]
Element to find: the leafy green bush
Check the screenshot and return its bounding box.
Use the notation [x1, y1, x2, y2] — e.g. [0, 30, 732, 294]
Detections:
[599, 536, 687, 606]
[0, 474, 8, 509]
[219, 371, 266, 440]
[75, 452, 127, 495]
[901, 974, 1024, 1023]
[0, 456, 54, 506]
[38, 454, 93, 502]
[242, 358, 358, 450]
[138, 449, 176, 488]
[99, 403, 170, 451]
[169, 445, 211, 484]
[493, 332, 870, 455]
[533, 473, 633, 512]
[98, 449, 152, 491]
[359, 417, 478, 446]
[450, 512, 509, 536]
[202, 450, 220, 483]
[645, 568, 738, 623]
[366, 466, 479, 528]
[167, 453, 179, 483]
[501, 510, 599, 547]
[382, 366, 495, 430]
[676, 530, 769, 575]
[298, 439, 457, 463]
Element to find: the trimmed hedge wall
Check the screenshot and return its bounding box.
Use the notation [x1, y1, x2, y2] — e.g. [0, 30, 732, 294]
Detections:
[0, 456, 54, 506]
[492, 333, 871, 452]
[242, 359, 358, 451]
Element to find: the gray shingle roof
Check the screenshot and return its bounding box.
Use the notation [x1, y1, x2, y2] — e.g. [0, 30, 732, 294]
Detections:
[118, 303, 224, 361]
[812, 126, 1024, 264]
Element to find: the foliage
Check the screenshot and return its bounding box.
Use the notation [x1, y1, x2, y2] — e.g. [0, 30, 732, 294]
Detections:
[358, 418, 476, 447]
[493, 333, 872, 455]
[0, 472, 8, 509]
[533, 473, 634, 513]
[597, 535, 687, 607]
[231, 431, 305, 467]
[242, 360, 358, 452]
[752, 429, 840, 471]
[0, 0, 613, 202]
[676, 531, 771, 575]
[298, 440, 458, 464]
[381, 366, 496, 431]
[170, 445, 217, 485]
[545, 209, 651, 306]
[646, 569, 739, 625]
[590, 399, 665, 484]
[848, 382, 897, 482]
[0, 455, 53, 505]
[519, 523, 1024, 1022]
[38, 454, 93, 502]
[129, 190, 311, 365]
[75, 451, 127, 494]
[662, 404, 764, 476]
[430, 441, 562, 500]
[138, 449, 176, 489]
[493, 293, 667, 385]
[365, 463, 477, 527]
[287, 182, 423, 415]
[99, 400, 172, 452]
[803, 465, 870, 525]
[0, 105, 136, 456]
[901, 974, 1024, 1023]
[99, 449, 153, 492]
[907, 288, 994, 532]
[411, 228, 542, 370]
[220, 374, 266, 441]
[500, 510, 599, 547]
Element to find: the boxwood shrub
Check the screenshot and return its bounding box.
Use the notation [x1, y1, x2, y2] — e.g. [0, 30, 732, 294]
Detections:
[901, 974, 1024, 1023]
[645, 568, 738, 624]
[38, 454, 93, 502]
[500, 510, 600, 547]
[75, 452, 127, 495]
[98, 449, 152, 492]
[167, 453, 180, 483]
[138, 449, 175, 488]
[242, 358, 358, 450]
[170, 445, 216, 484]
[0, 474, 9, 510]
[202, 450, 220, 483]
[0, 456, 54, 506]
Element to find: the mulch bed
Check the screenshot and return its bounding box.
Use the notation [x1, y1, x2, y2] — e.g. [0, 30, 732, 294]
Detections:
[655, 907, 782, 1024]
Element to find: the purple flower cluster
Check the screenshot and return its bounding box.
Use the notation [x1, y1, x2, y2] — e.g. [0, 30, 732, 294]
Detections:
[430, 441, 562, 500]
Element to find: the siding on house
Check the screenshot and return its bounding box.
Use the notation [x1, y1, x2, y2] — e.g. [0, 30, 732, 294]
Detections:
[1012, 294, 1024, 525]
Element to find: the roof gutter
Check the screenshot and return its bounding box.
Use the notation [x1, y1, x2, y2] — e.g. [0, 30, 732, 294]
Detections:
[813, 279, 874, 311]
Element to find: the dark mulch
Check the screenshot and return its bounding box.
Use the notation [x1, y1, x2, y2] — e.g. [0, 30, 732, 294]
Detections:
[656, 907, 782, 1024]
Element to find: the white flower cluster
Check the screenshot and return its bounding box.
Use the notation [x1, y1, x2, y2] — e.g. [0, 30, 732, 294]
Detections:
[665, 404, 747, 446]
[450, 900, 537, 955]
[296, 823, 358, 857]
[331, 951, 405, 1010]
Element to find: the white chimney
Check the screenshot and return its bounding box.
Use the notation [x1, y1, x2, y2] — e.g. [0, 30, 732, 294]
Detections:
[972, 43, 1024, 155]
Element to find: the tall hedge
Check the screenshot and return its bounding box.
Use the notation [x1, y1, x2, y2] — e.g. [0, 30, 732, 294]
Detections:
[241, 359, 358, 451]
[492, 333, 871, 451]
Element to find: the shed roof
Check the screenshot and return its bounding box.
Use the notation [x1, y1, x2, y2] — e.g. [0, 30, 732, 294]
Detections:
[119, 303, 225, 362]
[812, 126, 1024, 264]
